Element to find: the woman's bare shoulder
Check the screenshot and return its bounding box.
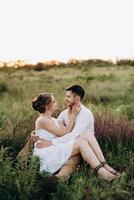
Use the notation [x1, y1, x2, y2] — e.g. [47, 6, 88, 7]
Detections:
[35, 116, 49, 128]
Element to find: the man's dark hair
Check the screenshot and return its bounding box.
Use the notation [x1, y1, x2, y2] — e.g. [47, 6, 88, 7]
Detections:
[66, 85, 85, 100]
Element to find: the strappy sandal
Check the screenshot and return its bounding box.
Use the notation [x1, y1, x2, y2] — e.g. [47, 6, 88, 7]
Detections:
[100, 161, 121, 176]
[94, 164, 103, 175]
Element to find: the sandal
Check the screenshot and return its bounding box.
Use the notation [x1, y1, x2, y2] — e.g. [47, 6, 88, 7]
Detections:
[100, 161, 107, 165]
[94, 164, 103, 175]
[94, 164, 118, 182]
[100, 161, 121, 176]
[109, 170, 121, 176]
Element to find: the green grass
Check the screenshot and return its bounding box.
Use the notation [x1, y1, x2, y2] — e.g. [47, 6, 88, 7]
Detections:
[0, 62, 134, 199]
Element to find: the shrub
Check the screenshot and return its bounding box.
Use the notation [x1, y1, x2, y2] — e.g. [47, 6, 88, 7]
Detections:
[34, 63, 45, 71]
[96, 74, 116, 81]
[76, 76, 95, 82]
[125, 104, 134, 120]
[116, 104, 134, 120]
[0, 83, 8, 94]
[94, 111, 134, 145]
[99, 95, 111, 105]
[117, 59, 134, 66]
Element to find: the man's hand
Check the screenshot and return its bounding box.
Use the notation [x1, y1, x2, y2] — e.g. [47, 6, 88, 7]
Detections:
[36, 139, 53, 148]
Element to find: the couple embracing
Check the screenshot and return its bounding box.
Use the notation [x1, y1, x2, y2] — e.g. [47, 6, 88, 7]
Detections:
[32, 85, 120, 182]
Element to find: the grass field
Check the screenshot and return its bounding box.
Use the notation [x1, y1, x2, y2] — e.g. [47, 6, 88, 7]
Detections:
[0, 60, 134, 200]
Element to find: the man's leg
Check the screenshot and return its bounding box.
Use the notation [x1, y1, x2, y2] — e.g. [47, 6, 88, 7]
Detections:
[17, 131, 38, 160]
[17, 140, 30, 160]
[55, 155, 80, 179]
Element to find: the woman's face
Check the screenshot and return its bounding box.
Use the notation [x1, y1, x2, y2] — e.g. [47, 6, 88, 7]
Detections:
[47, 95, 58, 112]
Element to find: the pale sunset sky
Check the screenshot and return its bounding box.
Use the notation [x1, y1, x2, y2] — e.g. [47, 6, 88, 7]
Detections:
[0, 0, 134, 63]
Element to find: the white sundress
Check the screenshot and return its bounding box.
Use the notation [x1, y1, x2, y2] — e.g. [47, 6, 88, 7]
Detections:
[33, 118, 75, 174]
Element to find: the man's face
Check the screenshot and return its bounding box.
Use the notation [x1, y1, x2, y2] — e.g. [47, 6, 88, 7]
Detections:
[65, 91, 78, 107]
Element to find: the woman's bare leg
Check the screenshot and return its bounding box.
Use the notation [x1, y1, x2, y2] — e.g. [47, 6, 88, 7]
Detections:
[79, 132, 119, 173]
[71, 138, 116, 181]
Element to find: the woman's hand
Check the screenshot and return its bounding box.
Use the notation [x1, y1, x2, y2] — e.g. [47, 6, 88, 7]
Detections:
[71, 104, 81, 116]
[36, 139, 53, 148]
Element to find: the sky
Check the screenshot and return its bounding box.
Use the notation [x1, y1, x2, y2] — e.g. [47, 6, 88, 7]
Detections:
[0, 0, 134, 63]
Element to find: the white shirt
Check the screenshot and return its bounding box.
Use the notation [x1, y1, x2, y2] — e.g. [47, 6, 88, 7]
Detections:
[52, 104, 95, 145]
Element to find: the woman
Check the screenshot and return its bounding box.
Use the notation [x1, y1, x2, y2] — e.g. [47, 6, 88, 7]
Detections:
[32, 93, 118, 181]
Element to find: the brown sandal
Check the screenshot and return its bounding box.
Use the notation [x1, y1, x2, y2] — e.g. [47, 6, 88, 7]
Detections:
[100, 161, 120, 176]
[94, 164, 103, 175]
[110, 170, 121, 176]
[100, 161, 107, 166]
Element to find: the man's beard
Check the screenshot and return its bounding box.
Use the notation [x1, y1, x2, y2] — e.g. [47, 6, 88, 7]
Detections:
[64, 100, 76, 109]
[67, 102, 76, 109]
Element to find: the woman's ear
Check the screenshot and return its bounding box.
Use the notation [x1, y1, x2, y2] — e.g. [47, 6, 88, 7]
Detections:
[45, 105, 48, 111]
[46, 102, 52, 111]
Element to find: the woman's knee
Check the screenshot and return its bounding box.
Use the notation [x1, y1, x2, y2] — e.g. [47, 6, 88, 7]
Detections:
[79, 132, 89, 141]
[80, 132, 95, 141]
[76, 138, 88, 150]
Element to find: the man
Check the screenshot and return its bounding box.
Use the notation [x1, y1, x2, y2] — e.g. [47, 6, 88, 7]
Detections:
[36, 85, 95, 178]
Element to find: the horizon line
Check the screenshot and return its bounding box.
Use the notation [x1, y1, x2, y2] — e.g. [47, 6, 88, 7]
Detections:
[0, 56, 134, 64]
[0, 57, 134, 68]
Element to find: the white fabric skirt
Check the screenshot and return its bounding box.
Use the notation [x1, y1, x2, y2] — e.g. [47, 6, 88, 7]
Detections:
[33, 140, 75, 174]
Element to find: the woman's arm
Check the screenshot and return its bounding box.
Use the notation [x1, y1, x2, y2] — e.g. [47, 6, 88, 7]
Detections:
[52, 111, 95, 145]
[38, 115, 75, 136]
[58, 122, 66, 129]
[37, 104, 80, 137]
